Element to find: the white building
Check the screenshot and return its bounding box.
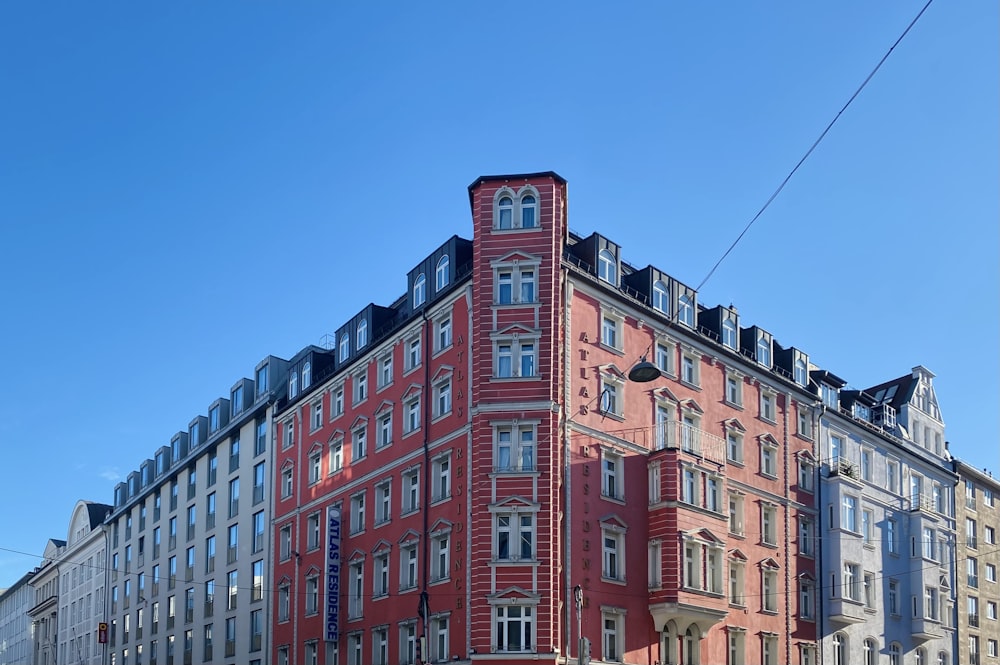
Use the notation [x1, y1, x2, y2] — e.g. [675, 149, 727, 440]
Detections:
[817, 366, 957, 665]
[28, 539, 64, 665]
[0, 569, 37, 665]
[57, 500, 112, 665]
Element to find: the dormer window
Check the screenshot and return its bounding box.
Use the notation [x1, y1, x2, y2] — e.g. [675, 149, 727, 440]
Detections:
[357, 320, 368, 349]
[598, 249, 617, 286]
[413, 273, 426, 307]
[436, 255, 450, 291]
[289, 371, 299, 399]
[853, 402, 870, 422]
[520, 195, 537, 228]
[339, 335, 350, 362]
[302, 362, 312, 389]
[497, 197, 513, 229]
[756, 335, 771, 368]
[255, 365, 269, 396]
[677, 294, 694, 327]
[820, 384, 838, 409]
[722, 317, 737, 349]
[652, 280, 668, 314]
[794, 359, 808, 386]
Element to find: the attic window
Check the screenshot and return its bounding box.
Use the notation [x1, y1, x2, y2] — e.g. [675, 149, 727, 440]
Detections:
[598, 250, 617, 286]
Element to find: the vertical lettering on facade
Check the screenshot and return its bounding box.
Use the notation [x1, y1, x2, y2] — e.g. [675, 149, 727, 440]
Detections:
[325, 507, 342, 642]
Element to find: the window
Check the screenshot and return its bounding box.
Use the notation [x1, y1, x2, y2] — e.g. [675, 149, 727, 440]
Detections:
[797, 407, 813, 438]
[968, 557, 979, 587]
[799, 517, 815, 556]
[412, 273, 426, 307]
[886, 459, 899, 493]
[888, 579, 899, 614]
[762, 633, 778, 665]
[602, 525, 625, 582]
[432, 455, 451, 502]
[602, 611, 623, 662]
[400, 542, 418, 590]
[841, 495, 858, 532]
[654, 340, 674, 375]
[353, 371, 368, 404]
[800, 578, 815, 619]
[373, 551, 389, 597]
[760, 439, 777, 477]
[378, 355, 393, 389]
[497, 195, 514, 228]
[842, 563, 860, 601]
[227, 524, 238, 564]
[862, 509, 874, 545]
[761, 503, 777, 545]
[648, 540, 661, 587]
[372, 628, 387, 665]
[283, 419, 295, 449]
[255, 418, 266, 456]
[726, 373, 742, 407]
[435, 255, 450, 291]
[375, 481, 391, 525]
[729, 558, 746, 605]
[864, 571, 876, 608]
[405, 336, 421, 372]
[307, 512, 321, 551]
[677, 294, 694, 327]
[600, 314, 621, 351]
[860, 448, 872, 481]
[722, 317, 737, 349]
[988, 601, 997, 620]
[329, 438, 343, 474]
[760, 391, 775, 422]
[794, 358, 808, 386]
[434, 378, 451, 418]
[309, 450, 323, 485]
[762, 566, 778, 612]
[729, 493, 745, 535]
[311, 399, 323, 431]
[889, 643, 902, 665]
[652, 280, 668, 313]
[432, 532, 450, 581]
[339, 334, 350, 362]
[967, 517, 978, 549]
[253, 462, 265, 504]
[601, 376, 622, 418]
[495, 262, 538, 304]
[833, 635, 846, 665]
[681, 351, 699, 386]
[404, 395, 421, 433]
[350, 493, 366, 534]
[400, 624, 416, 665]
[348, 562, 364, 619]
[496, 512, 534, 561]
[986, 563, 996, 583]
[682, 467, 699, 505]
[226, 570, 238, 610]
[598, 249, 617, 285]
[279, 524, 292, 561]
[352, 425, 367, 461]
[602, 451, 622, 501]
[727, 428, 743, 464]
[332, 386, 345, 417]
[495, 424, 535, 472]
[402, 468, 419, 514]
[863, 639, 877, 665]
[886, 518, 898, 554]
[305, 575, 319, 615]
[986, 526, 995, 545]
[798, 456, 815, 492]
[356, 320, 368, 350]
[252, 511, 265, 553]
[435, 315, 452, 352]
[729, 629, 746, 665]
[495, 605, 533, 652]
[520, 194, 537, 228]
[281, 467, 293, 498]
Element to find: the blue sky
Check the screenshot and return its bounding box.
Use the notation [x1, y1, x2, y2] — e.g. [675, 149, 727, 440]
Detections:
[0, 1, 995, 588]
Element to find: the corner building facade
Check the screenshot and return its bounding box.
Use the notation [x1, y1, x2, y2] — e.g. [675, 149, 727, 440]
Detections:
[272, 172, 820, 665]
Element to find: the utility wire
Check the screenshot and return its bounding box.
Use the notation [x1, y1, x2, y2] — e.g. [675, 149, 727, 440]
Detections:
[694, 0, 935, 293]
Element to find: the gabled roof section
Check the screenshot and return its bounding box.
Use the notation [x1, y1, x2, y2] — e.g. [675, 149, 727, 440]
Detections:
[374, 400, 394, 416]
[431, 365, 454, 382]
[371, 539, 392, 554]
[759, 557, 781, 570]
[680, 398, 703, 414]
[598, 513, 628, 530]
[489, 496, 540, 511]
[685, 528, 724, 545]
[724, 418, 746, 432]
[486, 586, 542, 603]
[729, 548, 748, 561]
[490, 250, 542, 266]
[398, 529, 421, 545]
[652, 386, 681, 403]
[401, 383, 424, 401]
[491, 323, 538, 338]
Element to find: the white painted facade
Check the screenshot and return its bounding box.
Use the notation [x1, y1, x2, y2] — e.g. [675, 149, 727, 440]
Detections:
[0, 569, 37, 665]
[57, 500, 111, 665]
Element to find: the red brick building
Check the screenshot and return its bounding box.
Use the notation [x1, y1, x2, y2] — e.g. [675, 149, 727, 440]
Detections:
[271, 172, 818, 665]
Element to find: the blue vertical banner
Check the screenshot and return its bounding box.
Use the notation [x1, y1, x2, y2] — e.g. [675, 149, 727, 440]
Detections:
[325, 506, 342, 642]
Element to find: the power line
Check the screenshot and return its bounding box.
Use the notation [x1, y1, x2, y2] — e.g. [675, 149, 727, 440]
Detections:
[694, 0, 936, 293]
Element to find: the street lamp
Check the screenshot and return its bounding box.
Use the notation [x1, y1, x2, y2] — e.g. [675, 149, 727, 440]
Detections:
[627, 356, 661, 383]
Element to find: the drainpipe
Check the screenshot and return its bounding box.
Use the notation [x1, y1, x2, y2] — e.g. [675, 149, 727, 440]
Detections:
[420, 310, 432, 659]
[815, 403, 826, 665]
[563, 277, 574, 664]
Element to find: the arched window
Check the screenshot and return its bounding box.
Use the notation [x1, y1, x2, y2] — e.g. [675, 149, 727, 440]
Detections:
[357, 320, 368, 349]
[436, 255, 450, 291]
[520, 195, 537, 228]
[889, 643, 901, 665]
[832, 634, 846, 665]
[598, 249, 617, 285]
[413, 273, 426, 307]
[938, 651, 949, 665]
[916, 648, 926, 665]
[289, 371, 299, 399]
[757, 335, 771, 367]
[497, 197, 513, 229]
[677, 294, 694, 327]
[795, 358, 808, 386]
[302, 362, 311, 389]
[652, 280, 668, 313]
[863, 638, 877, 665]
[682, 626, 700, 665]
[722, 317, 737, 349]
[339, 335, 350, 362]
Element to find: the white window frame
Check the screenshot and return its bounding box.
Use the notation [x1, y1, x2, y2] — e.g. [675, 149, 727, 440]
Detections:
[435, 314, 452, 353]
[725, 371, 743, 407]
[432, 453, 451, 503]
[412, 273, 426, 307]
[378, 354, 393, 389]
[680, 349, 700, 387]
[760, 389, 776, 422]
[494, 509, 535, 563]
[375, 481, 391, 526]
[493, 333, 539, 378]
[598, 249, 617, 285]
[435, 254, 450, 292]
[329, 437, 343, 474]
[402, 468, 419, 515]
[759, 437, 778, 478]
[602, 449, 623, 501]
[654, 338, 675, 376]
[601, 523, 626, 582]
[493, 603, 535, 653]
[492, 255, 541, 305]
[434, 377, 452, 419]
[494, 423, 537, 473]
[652, 280, 669, 314]
[493, 186, 541, 232]
[601, 609, 624, 662]
[761, 503, 777, 546]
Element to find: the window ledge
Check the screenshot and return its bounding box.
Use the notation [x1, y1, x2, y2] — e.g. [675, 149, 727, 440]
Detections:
[488, 559, 541, 568]
[376, 381, 394, 394]
[431, 346, 452, 361]
[598, 343, 625, 357]
[727, 459, 745, 468]
[725, 401, 744, 411]
[601, 412, 625, 423]
[493, 301, 540, 309]
[759, 472, 778, 481]
[761, 542, 779, 549]
[491, 226, 543, 234]
[431, 412, 451, 425]
[402, 429, 422, 440]
[601, 493, 626, 506]
[490, 470, 541, 479]
[759, 416, 777, 425]
[402, 366, 421, 378]
[491, 375, 543, 383]
[428, 577, 451, 587]
[679, 380, 701, 391]
[601, 576, 627, 586]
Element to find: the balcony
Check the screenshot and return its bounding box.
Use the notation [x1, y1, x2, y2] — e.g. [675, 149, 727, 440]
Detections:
[910, 616, 943, 641]
[969, 613, 980, 628]
[828, 597, 867, 624]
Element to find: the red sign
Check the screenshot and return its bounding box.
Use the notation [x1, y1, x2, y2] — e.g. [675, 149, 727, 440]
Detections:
[98, 622, 108, 644]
